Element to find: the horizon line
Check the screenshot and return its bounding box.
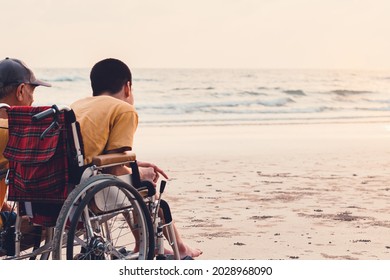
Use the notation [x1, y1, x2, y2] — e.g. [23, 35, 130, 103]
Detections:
[33, 66, 390, 71]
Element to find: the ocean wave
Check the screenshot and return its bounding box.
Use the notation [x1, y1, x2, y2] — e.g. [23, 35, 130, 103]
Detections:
[258, 106, 331, 114]
[172, 86, 214, 91]
[240, 91, 267, 96]
[137, 97, 297, 115]
[45, 76, 86, 82]
[139, 114, 390, 127]
[202, 106, 330, 114]
[355, 106, 390, 112]
[283, 89, 306, 96]
[258, 97, 295, 107]
[364, 98, 390, 104]
[138, 104, 333, 118]
[35, 68, 390, 126]
[133, 78, 159, 82]
[329, 90, 372, 96]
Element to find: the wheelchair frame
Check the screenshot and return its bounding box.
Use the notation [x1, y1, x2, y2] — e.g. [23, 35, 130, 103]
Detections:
[0, 104, 181, 260]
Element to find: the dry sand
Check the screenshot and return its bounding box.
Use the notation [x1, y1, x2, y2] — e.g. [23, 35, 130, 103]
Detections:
[133, 121, 390, 260]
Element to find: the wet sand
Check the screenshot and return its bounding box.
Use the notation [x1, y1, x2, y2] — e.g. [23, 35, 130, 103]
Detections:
[134, 121, 390, 260]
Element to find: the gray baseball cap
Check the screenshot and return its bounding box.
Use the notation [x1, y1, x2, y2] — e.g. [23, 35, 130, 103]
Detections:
[0, 57, 51, 88]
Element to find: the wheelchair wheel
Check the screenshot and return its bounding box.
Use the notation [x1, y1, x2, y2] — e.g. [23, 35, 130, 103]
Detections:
[52, 175, 154, 260]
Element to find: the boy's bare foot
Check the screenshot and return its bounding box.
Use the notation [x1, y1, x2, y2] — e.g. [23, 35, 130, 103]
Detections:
[178, 244, 203, 259]
[135, 245, 202, 259]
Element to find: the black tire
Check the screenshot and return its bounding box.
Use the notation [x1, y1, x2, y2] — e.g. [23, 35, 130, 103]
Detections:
[52, 175, 154, 260]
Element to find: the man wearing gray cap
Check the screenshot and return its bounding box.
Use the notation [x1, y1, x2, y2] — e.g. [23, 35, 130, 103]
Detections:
[0, 57, 51, 110]
[0, 57, 51, 226]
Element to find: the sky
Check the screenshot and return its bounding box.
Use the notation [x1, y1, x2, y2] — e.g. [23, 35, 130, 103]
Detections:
[1, 0, 390, 70]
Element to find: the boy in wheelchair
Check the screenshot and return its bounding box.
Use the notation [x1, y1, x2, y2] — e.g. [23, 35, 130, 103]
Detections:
[1, 57, 201, 259]
[70, 58, 201, 259]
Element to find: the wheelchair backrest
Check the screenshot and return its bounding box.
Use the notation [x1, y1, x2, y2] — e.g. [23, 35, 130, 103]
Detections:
[4, 106, 85, 204]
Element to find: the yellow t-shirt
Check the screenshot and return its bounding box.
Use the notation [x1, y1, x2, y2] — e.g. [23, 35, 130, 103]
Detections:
[0, 118, 9, 210]
[71, 96, 138, 164]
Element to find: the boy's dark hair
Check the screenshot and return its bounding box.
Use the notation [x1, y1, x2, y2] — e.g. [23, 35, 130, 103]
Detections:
[90, 58, 132, 96]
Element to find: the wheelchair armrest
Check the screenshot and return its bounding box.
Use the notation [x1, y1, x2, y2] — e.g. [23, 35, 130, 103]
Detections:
[92, 152, 136, 167]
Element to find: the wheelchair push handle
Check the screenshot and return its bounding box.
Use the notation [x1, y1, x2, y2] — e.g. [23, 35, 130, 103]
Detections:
[32, 108, 57, 122]
[32, 105, 73, 140]
[32, 105, 72, 122]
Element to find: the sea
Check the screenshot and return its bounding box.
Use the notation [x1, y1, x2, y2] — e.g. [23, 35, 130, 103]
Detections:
[33, 68, 390, 127]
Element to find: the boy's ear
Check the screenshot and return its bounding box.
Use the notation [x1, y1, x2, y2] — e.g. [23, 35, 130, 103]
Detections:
[124, 81, 131, 98]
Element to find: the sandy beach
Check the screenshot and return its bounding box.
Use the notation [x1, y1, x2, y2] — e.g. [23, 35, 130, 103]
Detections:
[133, 120, 390, 260]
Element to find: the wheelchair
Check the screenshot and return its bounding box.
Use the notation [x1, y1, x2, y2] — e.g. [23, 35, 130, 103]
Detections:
[0, 104, 181, 260]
